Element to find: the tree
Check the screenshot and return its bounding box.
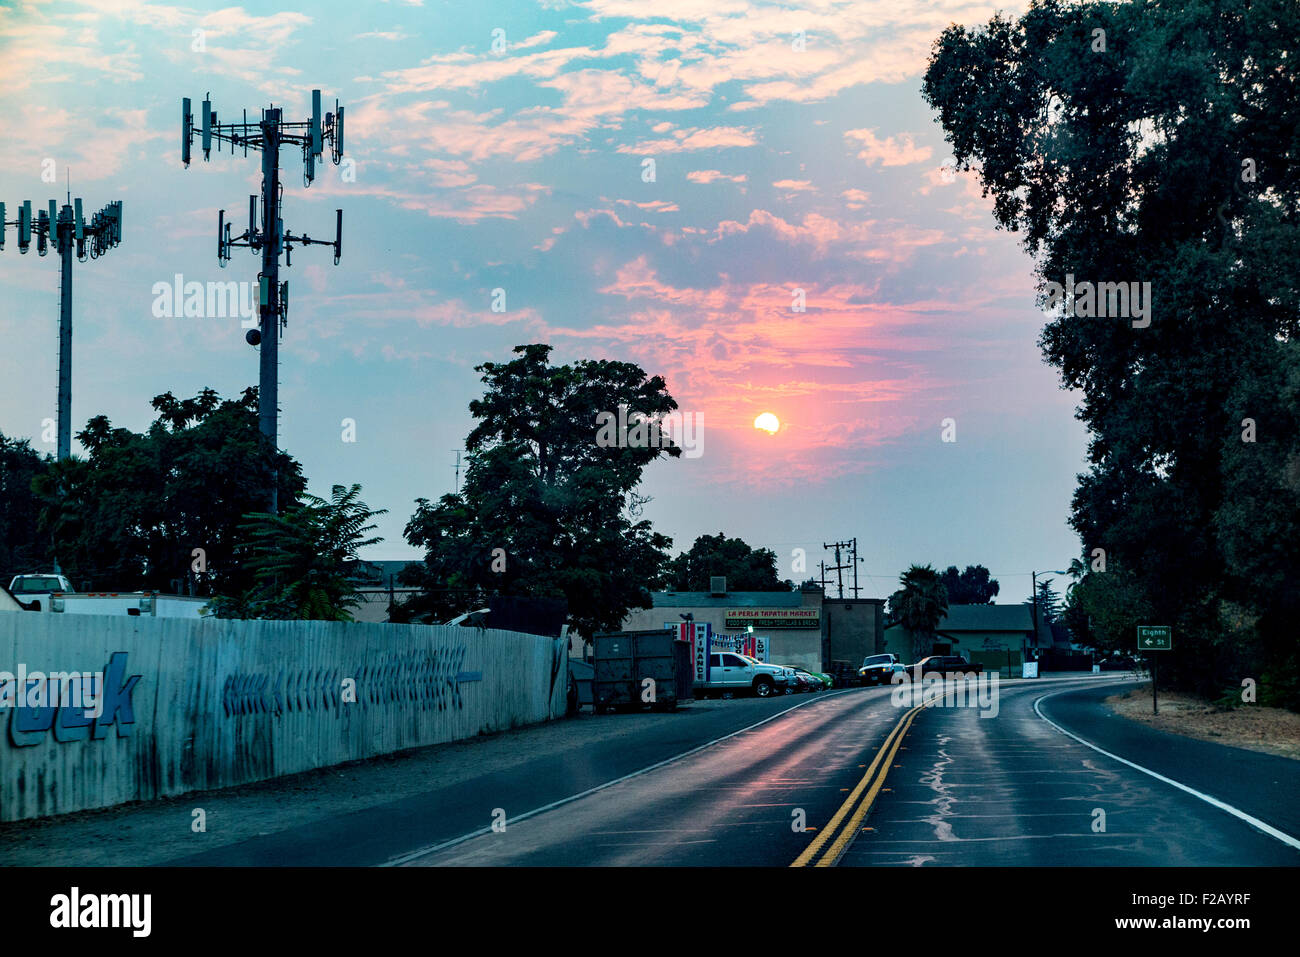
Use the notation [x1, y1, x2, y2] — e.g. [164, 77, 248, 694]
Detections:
[922, 0, 1300, 698]
[1062, 562, 1154, 656]
[1034, 578, 1062, 625]
[664, 533, 790, 592]
[889, 565, 950, 660]
[0, 434, 53, 583]
[32, 388, 305, 594]
[208, 484, 385, 621]
[939, 565, 1000, 604]
[397, 344, 679, 640]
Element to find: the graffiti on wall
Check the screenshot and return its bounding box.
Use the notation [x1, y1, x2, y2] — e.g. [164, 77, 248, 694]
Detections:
[2, 644, 484, 749]
[221, 645, 480, 717]
[4, 651, 141, 748]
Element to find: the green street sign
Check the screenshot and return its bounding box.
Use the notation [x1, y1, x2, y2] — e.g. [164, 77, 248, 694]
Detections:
[1137, 625, 1173, 651]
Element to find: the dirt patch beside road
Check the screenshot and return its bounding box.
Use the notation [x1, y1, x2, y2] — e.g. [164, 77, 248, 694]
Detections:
[1106, 686, 1300, 761]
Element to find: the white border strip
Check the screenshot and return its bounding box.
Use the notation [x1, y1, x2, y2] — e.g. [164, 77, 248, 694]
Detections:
[382, 687, 862, 866]
[1034, 687, 1300, 852]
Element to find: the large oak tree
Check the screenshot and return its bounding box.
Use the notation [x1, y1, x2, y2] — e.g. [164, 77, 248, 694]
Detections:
[397, 344, 679, 639]
[923, 0, 1300, 701]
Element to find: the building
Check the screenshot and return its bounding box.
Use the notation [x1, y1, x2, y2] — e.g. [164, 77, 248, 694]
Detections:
[881, 603, 1055, 675]
[347, 559, 421, 624]
[621, 581, 824, 672]
[619, 580, 885, 674]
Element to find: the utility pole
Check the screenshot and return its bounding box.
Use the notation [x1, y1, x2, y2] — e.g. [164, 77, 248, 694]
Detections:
[453, 450, 465, 494]
[1, 194, 124, 460]
[822, 539, 863, 599]
[181, 90, 345, 514]
[1032, 568, 1068, 656]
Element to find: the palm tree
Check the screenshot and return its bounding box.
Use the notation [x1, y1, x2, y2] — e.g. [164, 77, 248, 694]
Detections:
[891, 564, 949, 660]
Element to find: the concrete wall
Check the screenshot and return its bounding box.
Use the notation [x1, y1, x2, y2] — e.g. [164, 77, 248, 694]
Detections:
[762, 633, 821, 674]
[0, 612, 567, 823]
[880, 625, 915, 662]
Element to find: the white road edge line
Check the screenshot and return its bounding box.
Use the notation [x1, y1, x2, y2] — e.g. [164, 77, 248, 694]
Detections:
[1033, 686, 1300, 852]
[381, 686, 863, 866]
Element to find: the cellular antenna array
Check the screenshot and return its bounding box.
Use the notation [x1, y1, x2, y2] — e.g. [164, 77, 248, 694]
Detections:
[181, 89, 346, 513]
[1, 195, 124, 460]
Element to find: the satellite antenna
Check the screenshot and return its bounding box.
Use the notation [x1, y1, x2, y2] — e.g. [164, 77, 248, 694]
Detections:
[181, 88, 347, 514]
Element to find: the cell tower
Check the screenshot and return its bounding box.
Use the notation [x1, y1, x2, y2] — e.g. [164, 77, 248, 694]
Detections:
[1, 193, 124, 460]
[181, 89, 345, 513]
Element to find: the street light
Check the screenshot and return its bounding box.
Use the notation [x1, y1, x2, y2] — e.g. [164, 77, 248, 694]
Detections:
[1032, 569, 1068, 647]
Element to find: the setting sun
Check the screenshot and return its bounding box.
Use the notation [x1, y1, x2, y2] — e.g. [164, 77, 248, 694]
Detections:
[753, 412, 781, 434]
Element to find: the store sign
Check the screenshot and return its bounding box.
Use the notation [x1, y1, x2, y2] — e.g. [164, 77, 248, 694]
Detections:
[710, 633, 770, 662]
[724, 609, 819, 630]
[674, 622, 712, 683]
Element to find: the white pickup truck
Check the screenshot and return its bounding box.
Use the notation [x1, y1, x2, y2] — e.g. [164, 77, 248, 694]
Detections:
[7, 575, 210, 618]
[697, 651, 792, 698]
[7, 573, 74, 612]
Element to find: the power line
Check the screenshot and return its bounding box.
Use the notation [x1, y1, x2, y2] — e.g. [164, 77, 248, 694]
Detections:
[822, 537, 864, 599]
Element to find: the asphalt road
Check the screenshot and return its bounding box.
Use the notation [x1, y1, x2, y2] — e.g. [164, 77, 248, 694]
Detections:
[840, 678, 1300, 866]
[164, 674, 1300, 867]
[398, 675, 1300, 867]
[164, 686, 864, 866]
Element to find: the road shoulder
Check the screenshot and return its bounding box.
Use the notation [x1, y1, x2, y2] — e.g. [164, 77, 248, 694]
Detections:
[1037, 681, 1300, 849]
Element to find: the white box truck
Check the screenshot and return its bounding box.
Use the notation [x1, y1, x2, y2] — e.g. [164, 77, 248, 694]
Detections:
[7, 577, 210, 618]
[50, 592, 211, 618]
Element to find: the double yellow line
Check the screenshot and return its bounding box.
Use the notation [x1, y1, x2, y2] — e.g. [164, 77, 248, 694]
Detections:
[790, 700, 924, 867]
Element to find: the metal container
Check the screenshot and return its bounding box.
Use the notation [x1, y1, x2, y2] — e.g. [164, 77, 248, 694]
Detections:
[591, 630, 693, 713]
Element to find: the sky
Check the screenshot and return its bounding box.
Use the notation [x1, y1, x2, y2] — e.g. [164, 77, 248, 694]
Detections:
[0, 0, 1090, 603]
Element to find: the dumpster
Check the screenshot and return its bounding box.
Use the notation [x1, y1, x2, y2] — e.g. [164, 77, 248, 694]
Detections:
[568, 658, 594, 711]
[591, 630, 693, 713]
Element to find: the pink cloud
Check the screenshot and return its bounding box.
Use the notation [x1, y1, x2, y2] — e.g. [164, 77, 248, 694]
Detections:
[844, 128, 934, 167]
[687, 169, 747, 184]
[617, 126, 758, 155]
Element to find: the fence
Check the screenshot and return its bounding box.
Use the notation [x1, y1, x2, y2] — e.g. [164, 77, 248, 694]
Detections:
[968, 648, 1025, 677]
[0, 612, 567, 822]
[1039, 650, 1095, 672]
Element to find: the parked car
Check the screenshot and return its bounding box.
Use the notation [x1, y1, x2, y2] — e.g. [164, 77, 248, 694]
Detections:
[1099, 655, 1139, 671]
[765, 662, 805, 693]
[859, 653, 901, 685]
[7, 573, 74, 612]
[803, 668, 834, 690]
[913, 655, 982, 676]
[698, 653, 790, 698]
[828, 661, 859, 686]
[442, 608, 490, 627]
[784, 668, 824, 693]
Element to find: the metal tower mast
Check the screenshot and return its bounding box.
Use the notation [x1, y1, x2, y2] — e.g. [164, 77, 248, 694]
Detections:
[181, 90, 345, 513]
[1, 196, 124, 460]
